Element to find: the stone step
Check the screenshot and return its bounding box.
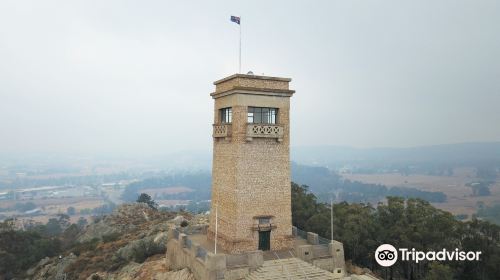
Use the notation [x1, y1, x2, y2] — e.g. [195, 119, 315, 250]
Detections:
[247, 275, 332, 280]
[246, 258, 335, 280]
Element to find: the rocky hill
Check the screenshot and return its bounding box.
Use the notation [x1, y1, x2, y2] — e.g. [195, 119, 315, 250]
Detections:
[25, 203, 198, 280]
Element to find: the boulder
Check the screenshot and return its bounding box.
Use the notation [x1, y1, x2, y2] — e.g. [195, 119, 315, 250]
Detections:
[172, 215, 186, 226]
[115, 232, 168, 262]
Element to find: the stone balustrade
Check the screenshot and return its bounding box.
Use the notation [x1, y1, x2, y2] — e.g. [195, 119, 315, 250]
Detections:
[246, 124, 284, 142]
[213, 124, 232, 139]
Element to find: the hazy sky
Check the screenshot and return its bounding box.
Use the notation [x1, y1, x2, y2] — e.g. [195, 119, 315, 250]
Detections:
[1, 0, 499, 157]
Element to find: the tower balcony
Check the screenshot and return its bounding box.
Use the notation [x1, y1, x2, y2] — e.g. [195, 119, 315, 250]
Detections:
[246, 124, 284, 142]
[213, 124, 232, 139]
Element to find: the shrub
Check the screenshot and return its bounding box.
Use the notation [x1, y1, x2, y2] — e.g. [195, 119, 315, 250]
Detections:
[102, 232, 121, 243]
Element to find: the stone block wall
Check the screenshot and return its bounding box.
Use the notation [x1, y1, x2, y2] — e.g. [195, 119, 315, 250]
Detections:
[330, 240, 346, 278]
[167, 229, 264, 280]
[292, 227, 346, 278]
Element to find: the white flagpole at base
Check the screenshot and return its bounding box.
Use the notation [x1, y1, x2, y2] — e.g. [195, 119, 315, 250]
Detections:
[214, 203, 218, 254]
[239, 19, 242, 73]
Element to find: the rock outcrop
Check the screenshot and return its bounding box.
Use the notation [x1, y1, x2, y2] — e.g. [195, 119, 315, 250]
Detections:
[27, 203, 195, 280]
[28, 253, 77, 279]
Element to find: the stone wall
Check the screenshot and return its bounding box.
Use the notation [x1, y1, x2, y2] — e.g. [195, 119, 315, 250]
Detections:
[292, 227, 347, 279]
[167, 229, 263, 280]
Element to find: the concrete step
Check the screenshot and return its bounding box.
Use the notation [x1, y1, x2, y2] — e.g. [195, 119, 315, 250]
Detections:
[245, 258, 335, 280]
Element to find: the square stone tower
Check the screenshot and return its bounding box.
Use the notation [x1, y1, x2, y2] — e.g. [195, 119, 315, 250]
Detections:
[207, 74, 295, 253]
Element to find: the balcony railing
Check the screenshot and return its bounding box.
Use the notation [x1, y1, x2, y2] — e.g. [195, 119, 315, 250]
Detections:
[213, 124, 232, 139]
[246, 124, 284, 142]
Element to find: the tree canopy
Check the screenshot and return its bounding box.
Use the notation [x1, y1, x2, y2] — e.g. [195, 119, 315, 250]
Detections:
[291, 182, 500, 280]
[136, 193, 158, 210]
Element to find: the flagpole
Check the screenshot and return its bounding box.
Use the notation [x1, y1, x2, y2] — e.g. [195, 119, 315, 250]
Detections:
[215, 202, 218, 254]
[239, 19, 241, 74]
[331, 197, 333, 241]
[214, 190, 220, 254]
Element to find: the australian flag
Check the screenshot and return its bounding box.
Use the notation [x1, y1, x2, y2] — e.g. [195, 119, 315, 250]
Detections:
[230, 15, 240, 25]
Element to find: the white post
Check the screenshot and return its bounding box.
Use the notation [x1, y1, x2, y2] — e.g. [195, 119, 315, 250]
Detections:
[239, 20, 242, 74]
[331, 197, 333, 241]
[215, 203, 218, 254]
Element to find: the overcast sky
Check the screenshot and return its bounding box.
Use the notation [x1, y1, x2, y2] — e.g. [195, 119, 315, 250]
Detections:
[1, 0, 499, 157]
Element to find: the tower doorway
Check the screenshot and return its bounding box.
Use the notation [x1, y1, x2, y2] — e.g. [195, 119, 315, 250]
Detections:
[258, 230, 271, 251]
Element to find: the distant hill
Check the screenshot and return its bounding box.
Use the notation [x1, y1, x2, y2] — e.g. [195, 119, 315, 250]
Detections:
[142, 142, 500, 171]
[291, 142, 500, 167]
[290, 163, 447, 203]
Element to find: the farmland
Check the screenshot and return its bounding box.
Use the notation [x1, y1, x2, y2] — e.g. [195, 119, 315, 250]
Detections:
[343, 167, 500, 217]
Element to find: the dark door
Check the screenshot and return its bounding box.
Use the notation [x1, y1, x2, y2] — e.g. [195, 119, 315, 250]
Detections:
[258, 230, 271, 251]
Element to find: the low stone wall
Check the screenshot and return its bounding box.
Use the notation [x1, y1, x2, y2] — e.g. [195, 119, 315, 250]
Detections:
[167, 228, 263, 280]
[292, 226, 346, 279]
[226, 253, 248, 268]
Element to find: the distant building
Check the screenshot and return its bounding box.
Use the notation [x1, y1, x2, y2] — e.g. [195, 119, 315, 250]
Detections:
[24, 208, 42, 215]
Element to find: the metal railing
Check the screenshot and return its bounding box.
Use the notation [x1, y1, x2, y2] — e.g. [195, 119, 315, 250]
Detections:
[295, 227, 308, 240]
[295, 227, 331, 244]
[318, 236, 331, 245]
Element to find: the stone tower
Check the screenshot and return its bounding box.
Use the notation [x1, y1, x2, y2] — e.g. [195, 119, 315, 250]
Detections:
[207, 74, 295, 253]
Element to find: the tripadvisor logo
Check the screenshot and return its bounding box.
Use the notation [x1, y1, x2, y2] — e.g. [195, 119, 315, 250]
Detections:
[375, 244, 398, 267]
[375, 244, 482, 267]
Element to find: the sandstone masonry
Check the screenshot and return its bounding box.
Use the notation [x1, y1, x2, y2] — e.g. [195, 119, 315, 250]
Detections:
[207, 74, 295, 253]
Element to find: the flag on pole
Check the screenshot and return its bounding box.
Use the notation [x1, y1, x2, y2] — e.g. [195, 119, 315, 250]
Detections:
[230, 15, 240, 25]
[230, 15, 241, 73]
